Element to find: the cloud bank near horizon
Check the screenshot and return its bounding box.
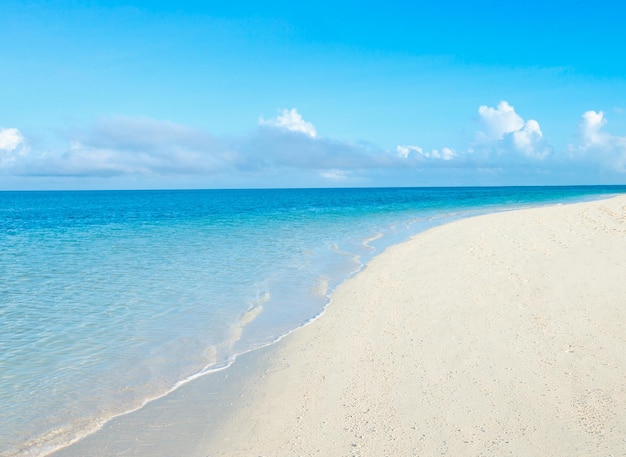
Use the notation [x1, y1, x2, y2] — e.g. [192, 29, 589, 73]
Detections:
[2, 103, 626, 187]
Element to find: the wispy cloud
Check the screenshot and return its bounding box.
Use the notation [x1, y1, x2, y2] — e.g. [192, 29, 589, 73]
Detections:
[6, 117, 240, 177]
[245, 124, 396, 171]
[2, 103, 626, 187]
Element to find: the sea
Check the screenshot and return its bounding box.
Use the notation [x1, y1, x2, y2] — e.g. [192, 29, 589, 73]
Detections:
[1, 185, 624, 456]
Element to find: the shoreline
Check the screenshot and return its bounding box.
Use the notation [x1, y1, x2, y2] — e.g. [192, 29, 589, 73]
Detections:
[205, 194, 626, 455]
[51, 194, 626, 456]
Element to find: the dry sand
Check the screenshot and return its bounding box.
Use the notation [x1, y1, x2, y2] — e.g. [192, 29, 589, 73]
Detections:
[205, 195, 626, 456]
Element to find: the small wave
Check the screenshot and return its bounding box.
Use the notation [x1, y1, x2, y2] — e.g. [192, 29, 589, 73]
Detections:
[362, 232, 382, 251]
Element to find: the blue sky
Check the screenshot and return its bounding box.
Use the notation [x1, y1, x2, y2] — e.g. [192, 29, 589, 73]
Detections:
[2, 0, 626, 189]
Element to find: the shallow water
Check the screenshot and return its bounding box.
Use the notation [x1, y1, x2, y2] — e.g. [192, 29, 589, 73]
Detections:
[1, 186, 624, 456]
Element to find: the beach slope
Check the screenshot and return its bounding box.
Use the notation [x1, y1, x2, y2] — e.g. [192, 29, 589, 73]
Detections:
[206, 195, 626, 456]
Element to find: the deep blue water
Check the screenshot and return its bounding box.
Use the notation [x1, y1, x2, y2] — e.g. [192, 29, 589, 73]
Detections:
[1, 186, 624, 456]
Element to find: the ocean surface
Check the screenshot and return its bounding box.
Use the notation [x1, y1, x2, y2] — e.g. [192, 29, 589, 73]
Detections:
[1, 186, 624, 456]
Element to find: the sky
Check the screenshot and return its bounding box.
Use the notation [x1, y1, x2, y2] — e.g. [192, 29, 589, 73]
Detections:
[2, 0, 626, 190]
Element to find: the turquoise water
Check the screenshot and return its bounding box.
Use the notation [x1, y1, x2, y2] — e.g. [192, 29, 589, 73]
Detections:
[1, 186, 624, 456]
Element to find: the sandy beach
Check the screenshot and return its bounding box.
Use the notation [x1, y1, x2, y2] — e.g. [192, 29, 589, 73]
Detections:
[205, 195, 626, 456]
[52, 195, 626, 457]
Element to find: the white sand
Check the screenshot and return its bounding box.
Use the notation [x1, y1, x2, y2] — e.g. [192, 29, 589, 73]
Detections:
[206, 195, 626, 456]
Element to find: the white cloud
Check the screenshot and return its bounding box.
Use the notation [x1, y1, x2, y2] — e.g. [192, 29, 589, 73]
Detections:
[439, 147, 457, 160]
[397, 101, 548, 167]
[511, 119, 549, 159]
[477, 101, 549, 159]
[319, 169, 349, 180]
[259, 108, 317, 138]
[0, 127, 28, 168]
[478, 101, 525, 140]
[5, 103, 626, 188]
[396, 145, 413, 158]
[0, 128, 24, 151]
[397, 145, 456, 160]
[579, 110, 610, 147]
[6, 114, 396, 178]
[572, 110, 626, 171]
